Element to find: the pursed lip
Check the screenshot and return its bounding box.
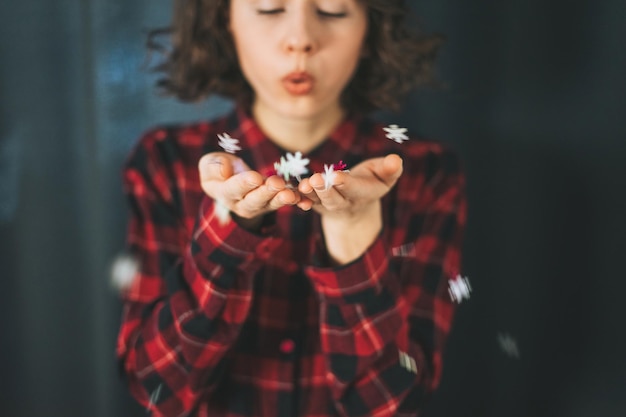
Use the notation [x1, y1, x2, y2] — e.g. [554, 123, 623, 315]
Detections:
[281, 71, 315, 95]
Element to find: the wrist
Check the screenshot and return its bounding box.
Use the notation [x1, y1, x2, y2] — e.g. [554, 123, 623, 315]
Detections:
[231, 212, 264, 233]
[321, 202, 382, 265]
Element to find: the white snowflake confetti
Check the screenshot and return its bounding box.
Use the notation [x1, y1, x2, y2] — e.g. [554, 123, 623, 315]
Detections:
[213, 200, 231, 225]
[497, 333, 521, 359]
[398, 350, 418, 374]
[217, 132, 242, 154]
[274, 151, 310, 182]
[448, 274, 472, 303]
[110, 253, 139, 291]
[147, 384, 163, 412]
[391, 243, 416, 257]
[383, 124, 409, 144]
[321, 164, 336, 191]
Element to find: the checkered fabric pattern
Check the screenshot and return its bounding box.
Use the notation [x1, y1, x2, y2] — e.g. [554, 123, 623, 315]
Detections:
[116, 107, 467, 417]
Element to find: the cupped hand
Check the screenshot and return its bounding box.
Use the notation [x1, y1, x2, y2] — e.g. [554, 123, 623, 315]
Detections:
[296, 154, 403, 220]
[198, 152, 301, 221]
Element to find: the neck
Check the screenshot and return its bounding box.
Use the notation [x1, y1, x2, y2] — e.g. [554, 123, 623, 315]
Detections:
[252, 101, 346, 154]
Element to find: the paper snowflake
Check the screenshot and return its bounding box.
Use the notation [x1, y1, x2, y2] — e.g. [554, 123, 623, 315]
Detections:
[274, 152, 310, 182]
[391, 243, 416, 257]
[110, 253, 139, 291]
[398, 350, 418, 374]
[217, 132, 242, 153]
[497, 333, 521, 359]
[213, 200, 231, 225]
[383, 124, 409, 144]
[147, 384, 163, 412]
[321, 164, 337, 191]
[448, 274, 472, 303]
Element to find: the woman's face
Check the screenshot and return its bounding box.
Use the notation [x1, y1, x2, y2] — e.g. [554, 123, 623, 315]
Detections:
[230, 0, 368, 120]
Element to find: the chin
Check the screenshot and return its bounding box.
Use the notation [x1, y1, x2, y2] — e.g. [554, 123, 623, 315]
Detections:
[280, 98, 338, 120]
[255, 90, 340, 121]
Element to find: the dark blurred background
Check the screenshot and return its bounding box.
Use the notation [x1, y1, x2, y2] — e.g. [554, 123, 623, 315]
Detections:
[1, 1, 624, 416]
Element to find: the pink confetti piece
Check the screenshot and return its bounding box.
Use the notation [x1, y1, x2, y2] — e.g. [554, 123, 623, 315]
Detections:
[333, 160, 347, 170]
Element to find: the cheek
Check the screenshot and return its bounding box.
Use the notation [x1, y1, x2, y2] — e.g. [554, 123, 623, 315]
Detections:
[234, 43, 276, 97]
[338, 24, 367, 69]
[232, 34, 264, 77]
[336, 39, 366, 78]
[230, 13, 266, 71]
[240, 46, 271, 84]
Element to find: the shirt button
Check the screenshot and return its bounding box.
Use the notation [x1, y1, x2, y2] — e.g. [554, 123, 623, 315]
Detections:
[279, 338, 295, 355]
[256, 240, 274, 259]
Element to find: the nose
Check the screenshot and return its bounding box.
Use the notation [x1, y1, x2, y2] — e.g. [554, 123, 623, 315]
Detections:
[287, 38, 313, 53]
[283, 10, 318, 55]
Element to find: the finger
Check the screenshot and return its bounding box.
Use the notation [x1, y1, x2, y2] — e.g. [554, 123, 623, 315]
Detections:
[380, 154, 403, 186]
[265, 176, 301, 208]
[199, 153, 253, 182]
[296, 197, 314, 211]
[297, 178, 322, 205]
[298, 177, 314, 194]
[298, 192, 321, 208]
[220, 171, 264, 202]
[361, 154, 403, 186]
[332, 155, 402, 199]
[198, 154, 232, 182]
[235, 176, 296, 213]
[307, 170, 349, 191]
[306, 173, 348, 210]
[266, 188, 300, 210]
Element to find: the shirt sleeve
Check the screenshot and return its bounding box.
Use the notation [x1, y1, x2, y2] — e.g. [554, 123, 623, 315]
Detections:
[115, 132, 282, 416]
[305, 147, 467, 417]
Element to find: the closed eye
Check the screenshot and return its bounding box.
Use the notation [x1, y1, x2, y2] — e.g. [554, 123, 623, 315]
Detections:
[317, 10, 347, 18]
[256, 8, 347, 18]
[257, 8, 284, 15]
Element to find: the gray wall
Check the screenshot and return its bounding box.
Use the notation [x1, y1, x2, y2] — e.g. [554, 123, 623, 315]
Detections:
[0, 1, 624, 416]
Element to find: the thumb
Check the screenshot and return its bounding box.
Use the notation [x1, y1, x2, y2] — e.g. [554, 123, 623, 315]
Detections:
[199, 153, 250, 182]
[379, 154, 403, 186]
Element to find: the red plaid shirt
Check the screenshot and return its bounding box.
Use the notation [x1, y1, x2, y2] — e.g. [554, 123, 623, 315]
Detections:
[116, 107, 467, 417]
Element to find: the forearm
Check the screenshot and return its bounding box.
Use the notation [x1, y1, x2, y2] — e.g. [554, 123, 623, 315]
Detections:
[119, 266, 254, 414]
[119, 197, 281, 415]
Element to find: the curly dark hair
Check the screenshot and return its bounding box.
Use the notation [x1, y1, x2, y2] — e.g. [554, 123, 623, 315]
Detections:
[148, 0, 444, 113]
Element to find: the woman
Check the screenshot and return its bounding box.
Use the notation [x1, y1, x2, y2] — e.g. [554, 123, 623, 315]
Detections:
[116, 1, 467, 415]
